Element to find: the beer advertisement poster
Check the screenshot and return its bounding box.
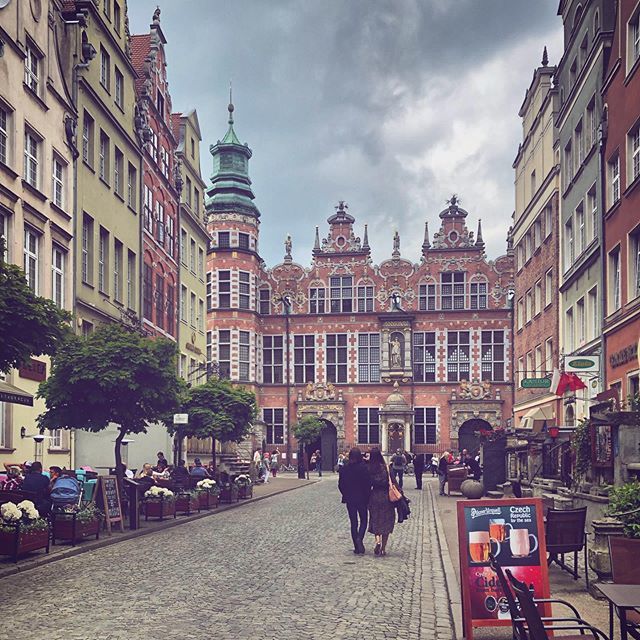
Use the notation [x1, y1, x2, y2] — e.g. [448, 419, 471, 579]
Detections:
[456, 498, 551, 639]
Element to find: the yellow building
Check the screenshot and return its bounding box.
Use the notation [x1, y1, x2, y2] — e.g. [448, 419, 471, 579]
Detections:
[0, 0, 75, 468]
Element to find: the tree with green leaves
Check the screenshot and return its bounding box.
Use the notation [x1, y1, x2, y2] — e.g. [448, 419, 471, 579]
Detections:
[0, 237, 70, 374]
[168, 377, 256, 474]
[37, 323, 181, 485]
[292, 415, 324, 478]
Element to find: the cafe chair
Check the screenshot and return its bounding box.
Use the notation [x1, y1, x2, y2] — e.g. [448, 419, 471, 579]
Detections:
[608, 536, 640, 640]
[489, 554, 586, 640]
[545, 507, 589, 587]
[506, 568, 610, 640]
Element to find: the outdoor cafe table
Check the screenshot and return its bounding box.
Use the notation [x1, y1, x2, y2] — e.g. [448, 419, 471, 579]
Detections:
[597, 583, 640, 640]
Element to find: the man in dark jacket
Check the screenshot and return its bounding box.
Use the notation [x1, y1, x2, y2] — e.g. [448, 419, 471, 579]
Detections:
[413, 453, 425, 490]
[338, 448, 371, 555]
[21, 461, 51, 515]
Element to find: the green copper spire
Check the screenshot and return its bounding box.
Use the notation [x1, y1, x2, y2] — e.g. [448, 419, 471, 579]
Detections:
[205, 98, 260, 218]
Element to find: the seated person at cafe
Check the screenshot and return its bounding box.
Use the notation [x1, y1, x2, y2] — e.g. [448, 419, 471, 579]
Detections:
[152, 459, 170, 479]
[0, 466, 23, 491]
[171, 460, 190, 488]
[155, 451, 168, 471]
[136, 463, 156, 490]
[121, 463, 134, 479]
[49, 465, 63, 487]
[464, 453, 482, 481]
[21, 461, 51, 514]
[189, 458, 208, 478]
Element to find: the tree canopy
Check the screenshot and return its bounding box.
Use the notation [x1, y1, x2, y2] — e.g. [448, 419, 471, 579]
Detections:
[292, 415, 324, 444]
[0, 237, 70, 373]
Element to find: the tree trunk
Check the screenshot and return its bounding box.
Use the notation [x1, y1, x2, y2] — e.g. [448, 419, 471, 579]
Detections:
[114, 427, 126, 493]
[211, 437, 217, 476]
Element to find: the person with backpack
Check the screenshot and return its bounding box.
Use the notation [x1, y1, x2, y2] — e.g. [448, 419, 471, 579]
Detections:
[391, 449, 407, 489]
[50, 471, 81, 509]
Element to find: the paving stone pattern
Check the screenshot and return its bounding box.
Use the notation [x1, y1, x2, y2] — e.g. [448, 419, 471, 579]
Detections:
[0, 478, 453, 640]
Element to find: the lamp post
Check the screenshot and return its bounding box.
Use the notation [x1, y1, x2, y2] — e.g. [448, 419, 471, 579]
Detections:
[32, 434, 47, 463]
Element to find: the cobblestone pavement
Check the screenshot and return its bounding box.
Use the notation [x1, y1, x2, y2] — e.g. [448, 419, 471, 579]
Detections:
[0, 477, 454, 640]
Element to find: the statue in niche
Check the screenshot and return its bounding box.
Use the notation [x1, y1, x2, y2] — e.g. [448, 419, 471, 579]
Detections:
[389, 332, 404, 369]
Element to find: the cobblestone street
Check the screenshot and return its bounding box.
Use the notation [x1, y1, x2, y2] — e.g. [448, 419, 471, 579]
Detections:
[0, 478, 453, 640]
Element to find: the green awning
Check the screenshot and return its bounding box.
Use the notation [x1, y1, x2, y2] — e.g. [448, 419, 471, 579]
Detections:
[0, 380, 34, 406]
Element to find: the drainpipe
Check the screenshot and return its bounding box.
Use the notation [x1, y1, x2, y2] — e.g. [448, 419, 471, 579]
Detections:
[597, 112, 608, 401]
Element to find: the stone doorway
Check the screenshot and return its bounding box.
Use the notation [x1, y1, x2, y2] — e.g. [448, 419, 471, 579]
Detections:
[306, 420, 338, 472]
[458, 418, 489, 456]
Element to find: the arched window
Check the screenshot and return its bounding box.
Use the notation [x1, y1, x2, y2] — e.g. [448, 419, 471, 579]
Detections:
[259, 286, 271, 315]
[565, 404, 575, 427]
[572, 4, 583, 33]
[308, 280, 326, 314]
[593, 9, 600, 34]
[469, 275, 489, 310]
[418, 277, 437, 311]
[356, 279, 375, 312]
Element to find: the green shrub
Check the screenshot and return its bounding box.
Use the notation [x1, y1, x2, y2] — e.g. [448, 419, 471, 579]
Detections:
[607, 481, 640, 538]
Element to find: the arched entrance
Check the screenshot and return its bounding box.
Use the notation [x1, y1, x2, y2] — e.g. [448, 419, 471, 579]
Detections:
[458, 419, 489, 456]
[306, 420, 338, 472]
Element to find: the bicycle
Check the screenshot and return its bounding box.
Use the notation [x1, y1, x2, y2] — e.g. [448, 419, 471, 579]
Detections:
[278, 463, 296, 473]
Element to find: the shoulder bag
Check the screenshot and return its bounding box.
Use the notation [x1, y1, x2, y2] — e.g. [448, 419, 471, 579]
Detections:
[388, 470, 402, 503]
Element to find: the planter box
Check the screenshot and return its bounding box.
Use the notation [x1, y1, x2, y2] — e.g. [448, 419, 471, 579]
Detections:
[219, 485, 239, 504]
[0, 526, 50, 563]
[143, 499, 176, 521]
[175, 494, 200, 515]
[198, 492, 219, 510]
[53, 515, 100, 546]
[238, 485, 253, 499]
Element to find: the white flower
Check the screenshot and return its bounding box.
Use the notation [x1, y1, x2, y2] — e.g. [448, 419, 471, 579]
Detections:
[197, 479, 216, 489]
[1, 502, 23, 522]
[17, 500, 36, 511]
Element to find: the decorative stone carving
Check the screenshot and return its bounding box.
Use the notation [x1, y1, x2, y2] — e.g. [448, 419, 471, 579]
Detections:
[458, 379, 492, 400]
[303, 382, 337, 402]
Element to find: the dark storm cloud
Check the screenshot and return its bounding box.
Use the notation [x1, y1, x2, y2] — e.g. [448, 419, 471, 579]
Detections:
[128, 0, 562, 265]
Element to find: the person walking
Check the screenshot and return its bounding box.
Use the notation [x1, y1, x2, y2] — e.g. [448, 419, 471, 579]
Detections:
[438, 451, 450, 496]
[270, 454, 279, 479]
[338, 448, 371, 555]
[367, 448, 396, 556]
[413, 453, 425, 490]
[261, 452, 270, 484]
[390, 448, 407, 489]
[315, 449, 323, 477]
[431, 454, 439, 477]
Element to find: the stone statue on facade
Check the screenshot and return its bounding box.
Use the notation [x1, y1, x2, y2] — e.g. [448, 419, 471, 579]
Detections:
[390, 336, 402, 368]
[390, 291, 402, 312]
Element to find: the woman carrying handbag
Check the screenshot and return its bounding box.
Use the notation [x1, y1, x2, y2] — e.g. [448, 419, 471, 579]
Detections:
[367, 448, 399, 556]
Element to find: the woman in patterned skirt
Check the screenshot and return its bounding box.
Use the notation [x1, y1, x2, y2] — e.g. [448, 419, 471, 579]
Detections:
[367, 447, 396, 556]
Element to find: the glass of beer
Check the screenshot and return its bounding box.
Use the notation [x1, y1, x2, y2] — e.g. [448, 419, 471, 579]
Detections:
[469, 531, 501, 563]
[489, 518, 512, 542]
[509, 529, 539, 558]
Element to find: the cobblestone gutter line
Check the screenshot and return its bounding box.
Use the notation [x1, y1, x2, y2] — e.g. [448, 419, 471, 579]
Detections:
[0, 479, 317, 581]
[427, 483, 461, 640]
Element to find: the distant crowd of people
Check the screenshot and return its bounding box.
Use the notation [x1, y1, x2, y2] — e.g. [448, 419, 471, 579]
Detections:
[134, 451, 218, 490]
[436, 448, 482, 496]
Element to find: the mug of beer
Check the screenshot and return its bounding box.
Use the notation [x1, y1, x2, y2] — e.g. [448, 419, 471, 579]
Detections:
[489, 518, 512, 542]
[469, 531, 501, 563]
[509, 528, 538, 558]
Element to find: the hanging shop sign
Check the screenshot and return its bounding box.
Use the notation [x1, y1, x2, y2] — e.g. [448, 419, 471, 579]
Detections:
[520, 378, 551, 389]
[565, 356, 599, 373]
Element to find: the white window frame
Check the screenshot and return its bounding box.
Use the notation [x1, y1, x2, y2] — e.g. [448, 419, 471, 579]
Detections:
[545, 269, 553, 308]
[23, 226, 39, 293]
[609, 154, 620, 207]
[52, 155, 65, 208]
[0, 106, 8, 165]
[51, 245, 65, 308]
[629, 126, 640, 184]
[115, 67, 124, 109]
[630, 228, 640, 301]
[357, 333, 380, 383]
[23, 128, 39, 188]
[294, 334, 315, 384]
[24, 44, 39, 94]
[100, 46, 110, 90]
[262, 335, 284, 384]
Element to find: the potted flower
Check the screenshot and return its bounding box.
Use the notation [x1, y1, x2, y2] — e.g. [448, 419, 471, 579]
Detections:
[218, 478, 239, 504]
[235, 474, 253, 499]
[143, 486, 176, 520]
[52, 503, 103, 546]
[175, 490, 200, 515]
[0, 500, 50, 562]
[195, 479, 219, 510]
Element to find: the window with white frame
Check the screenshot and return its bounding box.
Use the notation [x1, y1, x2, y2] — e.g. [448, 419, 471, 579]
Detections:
[447, 331, 470, 382]
[23, 128, 39, 188]
[0, 398, 9, 449]
[239, 271, 251, 310]
[629, 126, 640, 184]
[326, 333, 348, 383]
[566, 308, 575, 353]
[629, 9, 640, 69]
[441, 272, 465, 310]
[588, 287, 598, 340]
[544, 205, 552, 238]
[100, 46, 110, 90]
[413, 332, 436, 382]
[609, 154, 620, 207]
[238, 232, 250, 250]
[262, 336, 284, 384]
[481, 330, 505, 381]
[114, 1, 121, 32]
[517, 298, 524, 330]
[115, 67, 124, 109]
[24, 44, 39, 93]
[414, 407, 437, 444]
[180, 229, 187, 263]
[525, 232, 532, 262]
[576, 202, 585, 255]
[0, 211, 7, 256]
[52, 156, 64, 208]
[49, 429, 63, 450]
[545, 339, 553, 373]
[526, 352, 533, 378]
[587, 98, 596, 149]
[218, 270, 230, 308]
[294, 334, 315, 384]
[525, 290, 532, 323]
[419, 281, 436, 311]
[198, 299, 204, 332]
[534, 280, 542, 315]
[259, 288, 271, 315]
[190, 292, 196, 327]
[51, 246, 65, 308]
[576, 297, 585, 345]
[180, 285, 187, 321]
[98, 227, 108, 293]
[99, 131, 109, 182]
[517, 357, 525, 386]
[82, 111, 94, 166]
[218, 330, 231, 379]
[535, 346, 543, 377]
[564, 141, 573, 187]
[309, 286, 326, 313]
[155, 201, 165, 246]
[358, 333, 380, 383]
[263, 408, 284, 445]
[609, 247, 621, 312]
[127, 250, 135, 308]
[534, 220, 542, 249]
[127, 163, 137, 210]
[239, 331, 250, 382]
[82, 214, 93, 284]
[189, 238, 196, 273]
[330, 276, 353, 313]
[114, 148, 123, 197]
[206, 331, 212, 365]
[587, 185, 597, 241]
[357, 284, 374, 312]
[630, 228, 640, 300]
[545, 269, 553, 307]
[113, 240, 123, 302]
[23, 227, 39, 293]
[357, 408, 379, 444]
[564, 218, 574, 271]
[0, 106, 8, 165]
[198, 247, 204, 280]
[143, 264, 152, 320]
[470, 280, 488, 310]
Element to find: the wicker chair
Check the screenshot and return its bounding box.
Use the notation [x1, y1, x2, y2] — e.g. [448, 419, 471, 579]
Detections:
[545, 507, 588, 587]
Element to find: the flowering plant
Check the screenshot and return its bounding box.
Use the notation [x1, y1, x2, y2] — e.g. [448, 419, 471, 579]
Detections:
[475, 427, 507, 443]
[55, 502, 103, 523]
[196, 479, 219, 494]
[0, 500, 48, 532]
[234, 474, 251, 487]
[144, 486, 175, 501]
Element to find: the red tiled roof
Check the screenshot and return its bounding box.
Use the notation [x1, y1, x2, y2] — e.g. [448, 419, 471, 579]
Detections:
[130, 34, 151, 96]
[170, 113, 182, 141]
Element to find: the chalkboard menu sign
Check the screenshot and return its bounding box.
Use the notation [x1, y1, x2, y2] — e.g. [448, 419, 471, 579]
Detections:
[96, 476, 124, 534]
[457, 497, 551, 640]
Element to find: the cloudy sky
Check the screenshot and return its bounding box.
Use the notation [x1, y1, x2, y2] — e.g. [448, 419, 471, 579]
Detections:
[128, 1, 563, 267]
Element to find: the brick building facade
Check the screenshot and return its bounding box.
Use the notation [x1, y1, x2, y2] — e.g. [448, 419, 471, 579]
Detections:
[205, 104, 515, 470]
[131, 10, 180, 340]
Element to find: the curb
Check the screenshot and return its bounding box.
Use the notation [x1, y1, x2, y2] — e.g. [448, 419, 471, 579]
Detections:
[429, 483, 463, 640]
[0, 479, 318, 580]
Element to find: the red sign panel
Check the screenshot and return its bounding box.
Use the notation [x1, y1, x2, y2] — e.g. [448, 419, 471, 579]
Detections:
[18, 358, 47, 382]
[457, 497, 551, 640]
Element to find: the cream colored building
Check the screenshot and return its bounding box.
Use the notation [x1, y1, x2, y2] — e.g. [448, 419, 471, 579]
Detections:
[0, 0, 75, 469]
